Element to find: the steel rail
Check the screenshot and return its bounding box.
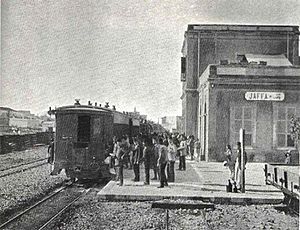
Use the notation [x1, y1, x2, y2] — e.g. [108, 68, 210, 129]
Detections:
[38, 188, 92, 230]
[0, 162, 49, 178]
[0, 185, 68, 229]
[0, 157, 48, 172]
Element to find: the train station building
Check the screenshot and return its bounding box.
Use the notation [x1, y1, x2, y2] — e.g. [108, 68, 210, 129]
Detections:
[180, 24, 300, 162]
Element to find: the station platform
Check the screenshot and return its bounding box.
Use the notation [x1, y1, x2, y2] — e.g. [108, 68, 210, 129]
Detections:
[97, 160, 284, 204]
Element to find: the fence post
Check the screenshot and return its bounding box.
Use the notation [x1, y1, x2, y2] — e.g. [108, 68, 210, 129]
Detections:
[284, 171, 288, 189]
[264, 164, 268, 184]
[240, 129, 245, 193]
[274, 167, 278, 183]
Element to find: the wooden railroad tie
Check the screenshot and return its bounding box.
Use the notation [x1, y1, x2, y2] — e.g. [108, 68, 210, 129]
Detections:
[152, 200, 215, 230]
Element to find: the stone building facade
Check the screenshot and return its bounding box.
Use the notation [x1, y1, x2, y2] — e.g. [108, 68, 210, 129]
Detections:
[180, 24, 300, 161]
[198, 62, 300, 162]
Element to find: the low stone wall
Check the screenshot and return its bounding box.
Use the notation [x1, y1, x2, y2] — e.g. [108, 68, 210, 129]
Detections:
[208, 147, 299, 164]
[250, 150, 299, 164]
[0, 132, 54, 154]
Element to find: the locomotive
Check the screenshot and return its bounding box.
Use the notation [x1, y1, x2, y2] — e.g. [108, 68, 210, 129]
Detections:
[48, 101, 142, 181]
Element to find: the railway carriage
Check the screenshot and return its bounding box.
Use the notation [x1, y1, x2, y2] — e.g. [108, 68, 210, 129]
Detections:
[48, 102, 140, 181]
[113, 111, 140, 137]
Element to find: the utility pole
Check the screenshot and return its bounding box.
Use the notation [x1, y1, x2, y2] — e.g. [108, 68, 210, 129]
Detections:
[240, 129, 246, 193]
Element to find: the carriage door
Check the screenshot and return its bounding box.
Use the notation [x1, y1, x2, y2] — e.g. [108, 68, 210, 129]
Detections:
[54, 114, 77, 172]
[74, 115, 91, 169]
[91, 116, 105, 162]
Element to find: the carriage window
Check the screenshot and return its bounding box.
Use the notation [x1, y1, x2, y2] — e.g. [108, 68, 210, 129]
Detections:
[78, 116, 90, 142]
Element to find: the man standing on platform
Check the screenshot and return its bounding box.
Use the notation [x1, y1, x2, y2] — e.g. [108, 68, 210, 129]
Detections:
[194, 138, 201, 162]
[132, 137, 141, 182]
[167, 138, 177, 182]
[178, 136, 187, 171]
[112, 137, 121, 181]
[142, 137, 153, 185]
[157, 138, 168, 188]
[152, 137, 160, 180]
[117, 136, 130, 186]
[188, 135, 195, 160]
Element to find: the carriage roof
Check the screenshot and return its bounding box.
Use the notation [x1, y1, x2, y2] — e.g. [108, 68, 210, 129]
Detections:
[49, 105, 140, 126]
[49, 105, 113, 115]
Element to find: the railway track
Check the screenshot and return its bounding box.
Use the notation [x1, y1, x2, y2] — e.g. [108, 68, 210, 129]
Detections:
[0, 183, 95, 230]
[0, 158, 49, 179]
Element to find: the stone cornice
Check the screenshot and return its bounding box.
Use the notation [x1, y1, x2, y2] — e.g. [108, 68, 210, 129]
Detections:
[208, 77, 300, 88]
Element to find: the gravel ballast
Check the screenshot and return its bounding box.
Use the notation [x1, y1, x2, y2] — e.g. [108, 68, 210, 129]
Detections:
[0, 146, 49, 171]
[52, 190, 299, 230]
[0, 162, 67, 217]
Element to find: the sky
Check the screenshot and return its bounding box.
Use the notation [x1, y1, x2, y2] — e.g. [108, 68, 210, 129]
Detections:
[1, 0, 300, 120]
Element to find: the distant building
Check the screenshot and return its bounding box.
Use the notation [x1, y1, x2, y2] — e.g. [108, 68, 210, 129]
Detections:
[40, 115, 56, 132]
[181, 24, 300, 162]
[160, 116, 183, 133]
[0, 107, 42, 134]
[128, 107, 147, 120]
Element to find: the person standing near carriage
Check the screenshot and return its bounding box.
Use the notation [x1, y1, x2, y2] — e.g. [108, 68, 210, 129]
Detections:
[157, 138, 168, 188]
[173, 134, 180, 148]
[177, 135, 187, 170]
[128, 137, 134, 170]
[48, 138, 55, 164]
[132, 137, 141, 181]
[167, 138, 177, 182]
[224, 144, 235, 183]
[143, 137, 153, 185]
[188, 135, 195, 160]
[112, 137, 121, 181]
[194, 138, 201, 162]
[152, 136, 160, 180]
[186, 136, 191, 157]
[117, 136, 130, 186]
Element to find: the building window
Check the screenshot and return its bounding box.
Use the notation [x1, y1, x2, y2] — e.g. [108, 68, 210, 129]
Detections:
[276, 107, 296, 148]
[233, 106, 254, 146]
[78, 115, 91, 143]
[181, 57, 186, 82]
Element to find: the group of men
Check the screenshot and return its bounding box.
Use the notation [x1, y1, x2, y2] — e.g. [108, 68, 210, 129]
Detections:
[109, 133, 193, 188]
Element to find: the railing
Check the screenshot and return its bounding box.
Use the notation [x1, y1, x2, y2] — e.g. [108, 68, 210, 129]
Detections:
[264, 163, 299, 214]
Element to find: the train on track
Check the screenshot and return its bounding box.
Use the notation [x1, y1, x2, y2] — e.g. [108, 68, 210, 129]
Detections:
[48, 100, 165, 181]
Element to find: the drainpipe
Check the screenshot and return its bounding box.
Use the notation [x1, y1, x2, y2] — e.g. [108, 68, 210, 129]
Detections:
[286, 32, 289, 61]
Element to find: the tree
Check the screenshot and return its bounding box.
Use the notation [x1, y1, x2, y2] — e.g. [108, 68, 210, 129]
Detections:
[290, 116, 300, 150]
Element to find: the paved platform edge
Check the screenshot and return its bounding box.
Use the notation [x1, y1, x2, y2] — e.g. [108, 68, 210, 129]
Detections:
[98, 194, 283, 205]
[97, 182, 283, 205]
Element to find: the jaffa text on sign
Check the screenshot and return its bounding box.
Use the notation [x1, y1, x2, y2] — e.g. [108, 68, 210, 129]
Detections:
[245, 92, 285, 101]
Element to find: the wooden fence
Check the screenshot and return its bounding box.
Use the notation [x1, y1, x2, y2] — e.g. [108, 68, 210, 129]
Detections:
[0, 132, 53, 154]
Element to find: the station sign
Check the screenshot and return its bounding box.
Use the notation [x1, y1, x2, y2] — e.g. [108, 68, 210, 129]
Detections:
[245, 92, 285, 101]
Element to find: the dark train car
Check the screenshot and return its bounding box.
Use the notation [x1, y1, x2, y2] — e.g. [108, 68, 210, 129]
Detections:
[139, 121, 153, 136]
[49, 105, 114, 181]
[131, 118, 140, 136]
[112, 111, 140, 138]
[48, 102, 142, 181]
